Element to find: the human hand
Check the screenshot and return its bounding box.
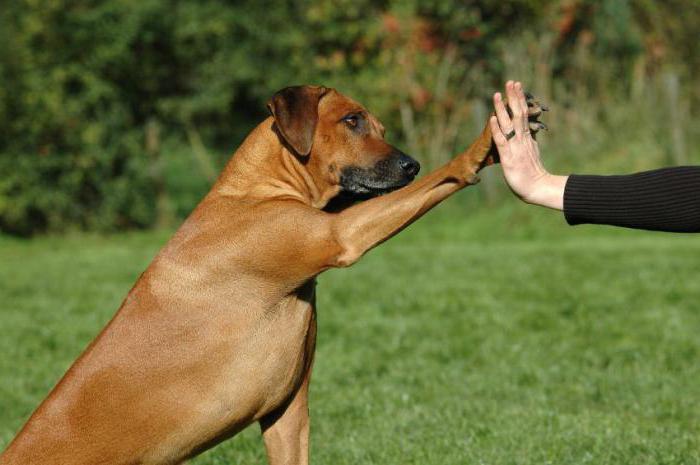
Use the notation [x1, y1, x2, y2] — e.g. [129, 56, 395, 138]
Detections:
[489, 81, 567, 210]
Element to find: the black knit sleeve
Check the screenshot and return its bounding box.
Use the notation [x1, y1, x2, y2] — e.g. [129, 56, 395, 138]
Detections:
[563, 166, 700, 232]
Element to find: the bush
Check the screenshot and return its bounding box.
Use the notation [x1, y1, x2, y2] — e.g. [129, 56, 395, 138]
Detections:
[1, 0, 698, 235]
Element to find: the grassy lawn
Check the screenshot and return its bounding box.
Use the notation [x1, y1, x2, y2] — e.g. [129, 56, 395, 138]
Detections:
[1, 198, 699, 464]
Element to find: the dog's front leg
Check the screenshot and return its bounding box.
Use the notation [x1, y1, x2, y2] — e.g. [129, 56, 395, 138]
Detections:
[329, 122, 493, 267]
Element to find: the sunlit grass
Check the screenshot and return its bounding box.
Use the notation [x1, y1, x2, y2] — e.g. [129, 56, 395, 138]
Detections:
[1, 200, 699, 464]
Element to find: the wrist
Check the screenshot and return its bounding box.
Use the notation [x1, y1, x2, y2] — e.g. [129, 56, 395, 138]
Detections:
[523, 174, 568, 210]
[448, 158, 480, 186]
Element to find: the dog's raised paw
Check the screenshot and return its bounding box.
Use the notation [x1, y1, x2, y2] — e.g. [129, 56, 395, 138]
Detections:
[504, 92, 548, 132]
[525, 92, 548, 135]
[504, 92, 548, 137]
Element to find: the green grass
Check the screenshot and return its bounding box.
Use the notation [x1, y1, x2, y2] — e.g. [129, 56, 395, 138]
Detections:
[1, 198, 699, 464]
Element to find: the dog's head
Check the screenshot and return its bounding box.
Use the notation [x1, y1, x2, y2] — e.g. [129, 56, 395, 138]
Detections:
[267, 85, 420, 199]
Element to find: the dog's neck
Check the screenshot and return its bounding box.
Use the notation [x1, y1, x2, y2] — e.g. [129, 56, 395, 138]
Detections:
[215, 118, 340, 209]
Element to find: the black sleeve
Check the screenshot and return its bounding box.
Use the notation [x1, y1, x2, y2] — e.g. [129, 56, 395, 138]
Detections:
[563, 166, 700, 232]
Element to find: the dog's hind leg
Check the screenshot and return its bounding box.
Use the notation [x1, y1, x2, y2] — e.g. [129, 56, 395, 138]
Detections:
[260, 311, 316, 465]
[260, 370, 312, 465]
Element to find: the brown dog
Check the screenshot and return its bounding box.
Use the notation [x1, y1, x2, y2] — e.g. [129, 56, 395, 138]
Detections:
[1, 85, 545, 465]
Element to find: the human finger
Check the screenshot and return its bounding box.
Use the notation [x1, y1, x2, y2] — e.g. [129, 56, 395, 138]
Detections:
[493, 92, 513, 137]
[505, 80, 527, 133]
[489, 115, 511, 157]
[514, 82, 532, 137]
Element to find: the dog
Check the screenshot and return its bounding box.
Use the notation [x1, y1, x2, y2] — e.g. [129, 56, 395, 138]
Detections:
[1, 85, 546, 464]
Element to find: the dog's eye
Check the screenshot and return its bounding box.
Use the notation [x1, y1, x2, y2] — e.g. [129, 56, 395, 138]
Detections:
[343, 114, 359, 128]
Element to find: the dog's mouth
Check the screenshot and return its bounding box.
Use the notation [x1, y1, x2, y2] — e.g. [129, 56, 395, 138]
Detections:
[338, 153, 420, 199]
[339, 169, 415, 199]
[359, 177, 414, 195]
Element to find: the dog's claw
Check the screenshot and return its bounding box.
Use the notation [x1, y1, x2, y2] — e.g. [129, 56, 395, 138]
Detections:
[529, 121, 548, 132]
[524, 91, 548, 135]
[527, 101, 549, 112]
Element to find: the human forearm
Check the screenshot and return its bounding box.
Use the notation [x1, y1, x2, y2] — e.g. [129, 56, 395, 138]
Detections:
[563, 167, 700, 232]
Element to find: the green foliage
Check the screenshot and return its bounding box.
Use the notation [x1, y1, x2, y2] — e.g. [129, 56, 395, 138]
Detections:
[1, 210, 699, 462]
[1, 0, 699, 235]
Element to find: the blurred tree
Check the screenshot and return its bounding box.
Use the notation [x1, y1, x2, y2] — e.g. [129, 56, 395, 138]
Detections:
[0, 0, 698, 235]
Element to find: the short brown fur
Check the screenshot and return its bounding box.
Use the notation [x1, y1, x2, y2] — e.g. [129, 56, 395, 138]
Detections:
[1, 86, 498, 465]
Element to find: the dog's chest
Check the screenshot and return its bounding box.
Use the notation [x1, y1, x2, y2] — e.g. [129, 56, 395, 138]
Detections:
[214, 280, 317, 414]
[155, 282, 318, 460]
[257, 284, 317, 405]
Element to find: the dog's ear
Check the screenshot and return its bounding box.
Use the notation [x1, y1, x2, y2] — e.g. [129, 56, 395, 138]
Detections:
[267, 85, 329, 156]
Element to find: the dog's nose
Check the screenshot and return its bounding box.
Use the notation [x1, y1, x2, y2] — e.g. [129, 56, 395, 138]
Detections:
[399, 155, 420, 176]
